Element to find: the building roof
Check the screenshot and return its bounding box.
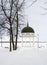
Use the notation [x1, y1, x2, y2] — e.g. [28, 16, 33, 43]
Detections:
[21, 23, 35, 33]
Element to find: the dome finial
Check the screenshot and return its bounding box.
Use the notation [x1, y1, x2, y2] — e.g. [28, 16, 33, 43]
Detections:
[27, 22, 29, 27]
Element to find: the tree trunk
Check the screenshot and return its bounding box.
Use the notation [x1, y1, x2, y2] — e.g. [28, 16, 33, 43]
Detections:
[15, 8, 18, 50]
[9, 20, 15, 51]
[11, 31, 15, 50]
[10, 31, 12, 52]
[15, 35, 18, 50]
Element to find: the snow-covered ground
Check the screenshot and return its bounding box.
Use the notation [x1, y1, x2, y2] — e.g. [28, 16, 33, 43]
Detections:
[0, 46, 47, 65]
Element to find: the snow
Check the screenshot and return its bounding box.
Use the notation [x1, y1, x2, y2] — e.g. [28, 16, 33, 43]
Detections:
[0, 47, 47, 65]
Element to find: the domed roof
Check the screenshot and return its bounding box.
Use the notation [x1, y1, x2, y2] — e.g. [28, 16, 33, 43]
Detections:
[21, 23, 35, 33]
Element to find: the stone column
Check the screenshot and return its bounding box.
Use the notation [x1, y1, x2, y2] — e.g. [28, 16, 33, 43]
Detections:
[22, 34, 23, 47]
[29, 34, 31, 47]
[0, 37, 2, 47]
[25, 33, 27, 47]
[37, 34, 39, 48]
[33, 34, 34, 47]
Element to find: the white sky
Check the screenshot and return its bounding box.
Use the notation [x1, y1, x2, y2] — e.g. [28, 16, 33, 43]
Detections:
[0, 0, 47, 42]
[24, 0, 47, 41]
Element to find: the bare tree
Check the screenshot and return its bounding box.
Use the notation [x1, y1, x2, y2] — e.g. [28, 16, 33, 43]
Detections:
[0, 0, 16, 51]
[0, 0, 25, 51]
[0, 0, 37, 51]
[14, 0, 25, 50]
[14, 0, 37, 49]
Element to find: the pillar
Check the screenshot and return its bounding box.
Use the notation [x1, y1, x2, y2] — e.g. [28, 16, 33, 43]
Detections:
[25, 33, 27, 47]
[0, 37, 2, 47]
[37, 34, 39, 48]
[22, 34, 23, 47]
[29, 35, 31, 47]
[25, 35, 27, 47]
[33, 34, 34, 47]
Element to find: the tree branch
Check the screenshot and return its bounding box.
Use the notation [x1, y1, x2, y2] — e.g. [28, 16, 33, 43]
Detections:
[1, 0, 9, 19]
[0, 23, 10, 30]
[10, 0, 13, 18]
[40, 6, 47, 10]
[31, 0, 37, 6]
[18, 0, 25, 11]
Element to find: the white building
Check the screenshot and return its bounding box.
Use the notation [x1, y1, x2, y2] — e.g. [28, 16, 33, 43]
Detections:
[17, 23, 39, 47]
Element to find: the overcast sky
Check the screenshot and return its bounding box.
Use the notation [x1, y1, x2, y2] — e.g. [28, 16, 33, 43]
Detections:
[0, 0, 47, 42]
[24, 0, 47, 41]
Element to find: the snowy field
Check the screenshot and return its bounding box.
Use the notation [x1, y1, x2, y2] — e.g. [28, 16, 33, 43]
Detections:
[0, 45, 47, 65]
